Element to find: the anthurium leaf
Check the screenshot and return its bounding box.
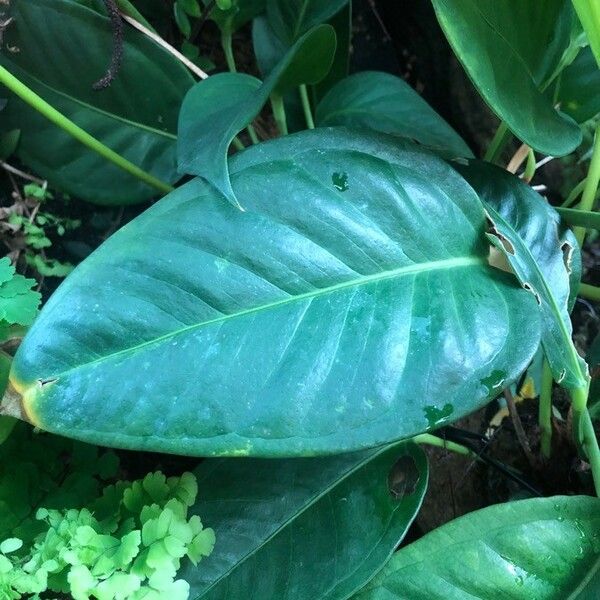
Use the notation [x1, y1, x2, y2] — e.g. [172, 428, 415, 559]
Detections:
[431, 0, 582, 156]
[572, 0, 600, 67]
[458, 161, 587, 390]
[315, 71, 473, 158]
[177, 25, 335, 206]
[558, 46, 600, 123]
[0, 0, 194, 205]
[4, 129, 540, 457]
[353, 495, 600, 599]
[182, 442, 427, 599]
[267, 0, 348, 45]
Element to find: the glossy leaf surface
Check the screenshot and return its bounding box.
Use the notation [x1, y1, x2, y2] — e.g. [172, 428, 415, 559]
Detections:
[177, 25, 335, 205]
[354, 496, 600, 599]
[431, 0, 582, 156]
[182, 442, 428, 599]
[558, 46, 600, 123]
[5, 129, 540, 457]
[316, 71, 473, 158]
[0, 0, 194, 205]
[459, 162, 587, 390]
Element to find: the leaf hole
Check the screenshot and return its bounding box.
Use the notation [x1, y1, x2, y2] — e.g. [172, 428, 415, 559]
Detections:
[38, 378, 58, 388]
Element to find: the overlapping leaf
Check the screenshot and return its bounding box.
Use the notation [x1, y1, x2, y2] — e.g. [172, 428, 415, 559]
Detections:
[431, 0, 582, 155]
[316, 71, 473, 158]
[353, 496, 600, 599]
[3, 129, 540, 456]
[0, 0, 194, 205]
[182, 442, 427, 599]
[558, 46, 600, 123]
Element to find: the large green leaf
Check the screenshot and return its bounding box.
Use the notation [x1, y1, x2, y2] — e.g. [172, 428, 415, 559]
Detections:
[315, 71, 473, 158]
[182, 442, 427, 599]
[573, 0, 600, 67]
[431, 0, 582, 156]
[558, 46, 600, 123]
[0, 0, 194, 205]
[3, 129, 540, 457]
[177, 25, 335, 206]
[353, 495, 600, 599]
[459, 162, 587, 391]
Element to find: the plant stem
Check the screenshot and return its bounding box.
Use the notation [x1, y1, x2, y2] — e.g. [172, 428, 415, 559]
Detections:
[271, 94, 288, 136]
[581, 409, 600, 497]
[484, 121, 511, 164]
[0, 65, 173, 194]
[412, 433, 477, 458]
[523, 148, 536, 182]
[221, 29, 237, 73]
[562, 178, 587, 207]
[539, 359, 553, 459]
[556, 207, 600, 230]
[574, 123, 600, 246]
[299, 84, 315, 129]
[232, 137, 245, 151]
[579, 283, 600, 302]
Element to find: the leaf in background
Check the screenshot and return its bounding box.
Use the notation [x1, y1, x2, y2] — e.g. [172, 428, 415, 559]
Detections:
[203, 0, 267, 34]
[182, 442, 427, 599]
[4, 129, 540, 457]
[431, 0, 582, 156]
[177, 25, 336, 206]
[558, 46, 600, 123]
[458, 161, 587, 390]
[0, 0, 195, 205]
[353, 496, 600, 599]
[588, 332, 600, 420]
[572, 0, 600, 67]
[316, 71, 473, 158]
[0, 352, 16, 445]
[266, 0, 348, 45]
[0, 258, 41, 327]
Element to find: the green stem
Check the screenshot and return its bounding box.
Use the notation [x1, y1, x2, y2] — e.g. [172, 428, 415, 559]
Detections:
[232, 137, 245, 151]
[484, 121, 511, 164]
[579, 283, 600, 302]
[412, 433, 477, 458]
[0, 65, 173, 194]
[299, 84, 315, 129]
[581, 409, 600, 497]
[562, 178, 587, 207]
[247, 125, 260, 144]
[523, 148, 536, 182]
[221, 29, 237, 73]
[556, 207, 600, 229]
[539, 359, 553, 458]
[271, 94, 288, 136]
[574, 123, 600, 246]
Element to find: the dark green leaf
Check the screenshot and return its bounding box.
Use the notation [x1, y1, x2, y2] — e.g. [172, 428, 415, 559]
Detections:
[558, 46, 600, 123]
[316, 71, 473, 158]
[353, 496, 600, 599]
[0, 0, 194, 205]
[458, 161, 586, 390]
[588, 333, 600, 421]
[4, 129, 540, 457]
[177, 25, 336, 206]
[431, 0, 582, 155]
[175, 1, 193, 37]
[267, 0, 348, 45]
[204, 0, 267, 34]
[573, 0, 600, 67]
[183, 442, 428, 599]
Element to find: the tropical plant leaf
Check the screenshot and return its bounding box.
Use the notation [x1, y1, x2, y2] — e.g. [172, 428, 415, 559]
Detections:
[316, 71, 473, 158]
[3, 129, 540, 457]
[588, 332, 600, 421]
[353, 495, 600, 599]
[0, 258, 41, 327]
[458, 161, 587, 391]
[572, 0, 600, 67]
[266, 0, 348, 45]
[431, 0, 582, 156]
[0, 0, 194, 205]
[182, 442, 427, 599]
[203, 0, 267, 34]
[177, 24, 336, 206]
[558, 46, 600, 123]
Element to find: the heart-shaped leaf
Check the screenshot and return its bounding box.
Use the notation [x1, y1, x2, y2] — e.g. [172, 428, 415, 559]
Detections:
[177, 24, 336, 206]
[3, 129, 540, 457]
[182, 442, 427, 599]
[353, 495, 600, 599]
[558, 46, 600, 123]
[316, 71, 473, 158]
[431, 0, 582, 156]
[0, 0, 194, 205]
[459, 161, 587, 390]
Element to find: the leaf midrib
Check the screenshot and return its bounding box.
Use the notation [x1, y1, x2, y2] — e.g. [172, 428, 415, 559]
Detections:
[32, 256, 485, 384]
